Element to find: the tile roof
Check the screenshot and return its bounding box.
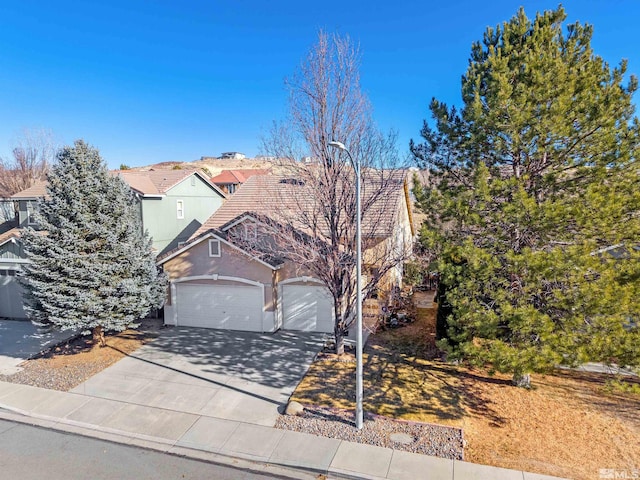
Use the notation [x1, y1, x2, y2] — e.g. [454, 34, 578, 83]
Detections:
[11, 169, 226, 199]
[0, 222, 20, 246]
[10, 181, 49, 199]
[210, 169, 271, 185]
[117, 169, 226, 196]
[192, 171, 408, 240]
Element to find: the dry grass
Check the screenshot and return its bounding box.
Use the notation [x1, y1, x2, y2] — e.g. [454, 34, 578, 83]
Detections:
[291, 299, 640, 480]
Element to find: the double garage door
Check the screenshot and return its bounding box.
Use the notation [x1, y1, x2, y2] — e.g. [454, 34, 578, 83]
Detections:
[281, 285, 334, 333]
[173, 282, 334, 333]
[175, 283, 263, 331]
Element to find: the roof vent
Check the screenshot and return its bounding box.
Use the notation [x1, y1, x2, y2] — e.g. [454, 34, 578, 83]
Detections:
[279, 178, 305, 186]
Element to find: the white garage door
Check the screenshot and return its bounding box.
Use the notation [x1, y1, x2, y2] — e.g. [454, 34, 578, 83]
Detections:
[176, 283, 263, 331]
[0, 270, 26, 319]
[282, 285, 334, 333]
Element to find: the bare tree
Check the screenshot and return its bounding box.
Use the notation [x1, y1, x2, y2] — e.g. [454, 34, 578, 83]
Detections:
[252, 32, 412, 354]
[0, 129, 57, 196]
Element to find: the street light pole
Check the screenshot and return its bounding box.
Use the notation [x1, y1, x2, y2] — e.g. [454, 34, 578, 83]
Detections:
[328, 140, 363, 430]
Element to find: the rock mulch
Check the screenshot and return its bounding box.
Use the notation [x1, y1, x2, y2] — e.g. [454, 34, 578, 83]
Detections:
[0, 319, 163, 391]
[276, 404, 464, 460]
[0, 354, 114, 391]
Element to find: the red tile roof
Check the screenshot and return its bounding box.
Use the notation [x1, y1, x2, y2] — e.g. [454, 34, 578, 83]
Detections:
[210, 169, 271, 185]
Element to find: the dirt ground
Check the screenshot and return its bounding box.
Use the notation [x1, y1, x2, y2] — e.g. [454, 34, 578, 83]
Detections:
[0, 319, 163, 391]
[291, 298, 640, 480]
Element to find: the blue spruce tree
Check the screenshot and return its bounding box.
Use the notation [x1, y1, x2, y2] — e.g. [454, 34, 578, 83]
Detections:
[20, 140, 166, 346]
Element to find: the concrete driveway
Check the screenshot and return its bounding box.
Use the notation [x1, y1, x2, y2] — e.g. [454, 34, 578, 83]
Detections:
[0, 320, 77, 375]
[71, 327, 324, 427]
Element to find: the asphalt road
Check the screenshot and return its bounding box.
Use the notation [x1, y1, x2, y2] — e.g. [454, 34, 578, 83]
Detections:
[0, 419, 282, 480]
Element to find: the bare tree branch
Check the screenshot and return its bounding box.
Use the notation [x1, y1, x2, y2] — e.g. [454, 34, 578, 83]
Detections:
[0, 128, 57, 196]
[252, 32, 412, 354]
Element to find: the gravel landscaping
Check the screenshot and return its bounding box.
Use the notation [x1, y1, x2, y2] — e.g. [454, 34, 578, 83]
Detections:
[0, 319, 162, 391]
[276, 404, 464, 460]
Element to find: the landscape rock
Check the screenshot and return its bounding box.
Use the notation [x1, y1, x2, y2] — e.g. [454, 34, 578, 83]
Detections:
[285, 401, 305, 416]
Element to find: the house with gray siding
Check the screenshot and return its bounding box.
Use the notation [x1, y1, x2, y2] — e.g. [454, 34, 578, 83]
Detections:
[0, 225, 27, 319]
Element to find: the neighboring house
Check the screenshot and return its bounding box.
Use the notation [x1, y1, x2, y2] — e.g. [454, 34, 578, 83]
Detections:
[116, 169, 227, 254]
[157, 173, 415, 333]
[210, 169, 270, 194]
[11, 169, 227, 255]
[219, 152, 246, 160]
[0, 223, 26, 319]
[0, 186, 15, 223]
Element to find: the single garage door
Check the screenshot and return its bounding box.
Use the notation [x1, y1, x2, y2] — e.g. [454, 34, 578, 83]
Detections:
[176, 283, 263, 331]
[282, 285, 334, 333]
[0, 269, 26, 319]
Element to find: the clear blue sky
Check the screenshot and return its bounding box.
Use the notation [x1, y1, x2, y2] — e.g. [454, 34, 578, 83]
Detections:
[0, 1, 638, 169]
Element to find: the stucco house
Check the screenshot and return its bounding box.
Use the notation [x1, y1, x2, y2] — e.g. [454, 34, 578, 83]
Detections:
[157, 172, 415, 333]
[11, 169, 227, 255]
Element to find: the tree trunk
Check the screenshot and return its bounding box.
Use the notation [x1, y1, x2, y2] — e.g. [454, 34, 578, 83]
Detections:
[512, 372, 531, 388]
[335, 328, 345, 355]
[93, 325, 106, 347]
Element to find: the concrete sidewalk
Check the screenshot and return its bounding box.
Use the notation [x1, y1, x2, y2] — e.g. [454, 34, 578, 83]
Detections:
[0, 380, 564, 480]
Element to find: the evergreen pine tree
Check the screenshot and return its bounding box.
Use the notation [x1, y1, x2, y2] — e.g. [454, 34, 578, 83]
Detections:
[20, 140, 166, 345]
[411, 7, 640, 386]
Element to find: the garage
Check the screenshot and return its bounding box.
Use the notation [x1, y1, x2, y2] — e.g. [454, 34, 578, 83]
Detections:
[281, 284, 334, 333]
[175, 283, 264, 331]
[0, 269, 26, 319]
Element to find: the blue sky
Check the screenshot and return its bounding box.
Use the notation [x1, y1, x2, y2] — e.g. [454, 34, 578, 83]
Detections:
[0, 1, 638, 169]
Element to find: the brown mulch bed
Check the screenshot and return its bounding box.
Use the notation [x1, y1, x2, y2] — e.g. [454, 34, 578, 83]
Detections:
[0, 319, 163, 391]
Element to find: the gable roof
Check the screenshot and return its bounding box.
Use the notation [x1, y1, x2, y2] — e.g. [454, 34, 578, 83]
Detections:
[11, 169, 227, 200]
[191, 171, 412, 240]
[156, 228, 282, 269]
[116, 169, 227, 197]
[0, 221, 20, 248]
[210, 169, 270, 185]
[10, 181, 48, 200]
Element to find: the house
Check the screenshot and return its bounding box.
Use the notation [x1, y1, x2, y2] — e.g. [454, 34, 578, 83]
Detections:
[157, 172, 415, 333]
[0, 223, 26, 319]
[210, 169, 271, 194]
[11, 169, 227, 255]
[219, 152, 246, 160]
[2, 168, 228, 320]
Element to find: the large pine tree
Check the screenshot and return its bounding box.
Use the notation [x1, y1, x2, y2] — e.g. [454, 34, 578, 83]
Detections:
[20, 140, 166, 345]
[412, 7, 640, 386]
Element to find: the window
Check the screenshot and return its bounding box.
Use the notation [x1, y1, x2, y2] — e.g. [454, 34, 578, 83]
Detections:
[177, 241, 186, 248]
[209, 239, 221, 257]
[27, 202, 38, 226]
[176, 200, 184, 219]
[244, 221, 257, 240]
[191, 176, 196, 186]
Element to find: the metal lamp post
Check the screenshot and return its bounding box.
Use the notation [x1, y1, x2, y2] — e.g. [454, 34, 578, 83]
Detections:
[328, 140, 363, 430]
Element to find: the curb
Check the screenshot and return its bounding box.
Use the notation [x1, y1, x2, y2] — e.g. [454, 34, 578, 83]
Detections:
[0, 406, 323, 480]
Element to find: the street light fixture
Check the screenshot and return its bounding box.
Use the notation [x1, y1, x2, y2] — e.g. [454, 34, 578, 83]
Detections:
[328, 140, 363, 430]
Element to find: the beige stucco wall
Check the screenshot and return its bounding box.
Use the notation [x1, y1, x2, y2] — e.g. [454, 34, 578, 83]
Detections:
[162, 236, 276, 311]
